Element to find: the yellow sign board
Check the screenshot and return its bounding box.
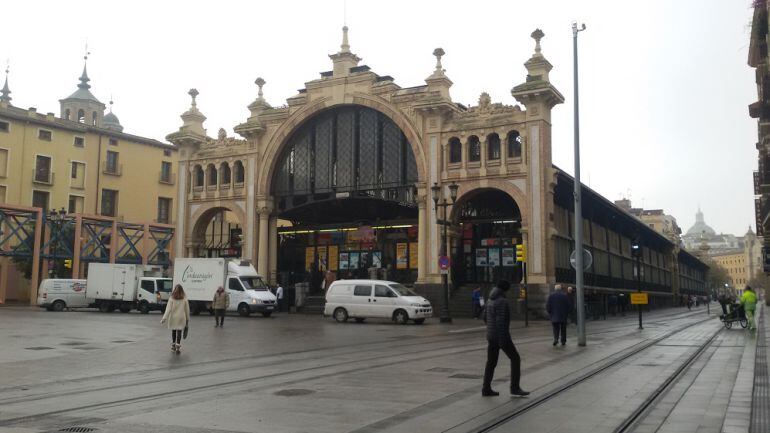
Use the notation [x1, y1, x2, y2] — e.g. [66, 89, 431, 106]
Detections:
[409, 242, 419, 269]
[630, 293, 648, 305]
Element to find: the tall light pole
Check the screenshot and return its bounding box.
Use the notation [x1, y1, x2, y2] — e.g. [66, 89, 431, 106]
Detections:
[431, 182, 459, 323]
[572, 22, 587, 347]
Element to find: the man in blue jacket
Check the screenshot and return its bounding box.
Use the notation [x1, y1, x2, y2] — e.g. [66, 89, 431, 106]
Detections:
[482, 280, 530, 397]
[546, 284, 572, 346]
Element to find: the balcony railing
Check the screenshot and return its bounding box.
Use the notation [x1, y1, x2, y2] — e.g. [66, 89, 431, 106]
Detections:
[102, 162, 122, 176]
[32, 169, 54, 185]
[159, 171, 175, 185]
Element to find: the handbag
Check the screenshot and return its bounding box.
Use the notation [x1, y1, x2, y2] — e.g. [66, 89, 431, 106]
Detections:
[183, 321, 189, 339]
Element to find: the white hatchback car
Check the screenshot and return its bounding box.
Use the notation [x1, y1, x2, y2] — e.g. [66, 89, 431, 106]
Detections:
[324, 279, 433, 324]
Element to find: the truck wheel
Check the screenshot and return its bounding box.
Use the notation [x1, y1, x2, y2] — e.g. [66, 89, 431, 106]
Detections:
[52, 300, 66, 312]
[333, 307, 348, 323]
[98, 303, 110, 313]
[138, 302, 150, 314]
[238, 303, 251, 317]
[119, 305, 131, 313]
[261, 312, 272, 318]
[393, 309, 409, 325]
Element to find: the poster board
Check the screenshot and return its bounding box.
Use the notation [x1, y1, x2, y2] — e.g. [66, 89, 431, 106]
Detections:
[328, 245, 339, 271]
[502, 248, 515, 266]
[396, 243, 408, 269]
[317, 246, 328, 271]
[305, 247, 315, 271]
[488, 248, 500, 267]
[475, 248, 488, 267]
[349, 252, 360, 269]
[339, 252, 349, 270]
[409, 242, 419, 269]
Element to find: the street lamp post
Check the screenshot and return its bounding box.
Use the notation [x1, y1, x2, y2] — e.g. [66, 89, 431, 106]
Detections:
[431, 182, 459, 324]
[48, 207, 67, 278]
[572, 21, 587, 346]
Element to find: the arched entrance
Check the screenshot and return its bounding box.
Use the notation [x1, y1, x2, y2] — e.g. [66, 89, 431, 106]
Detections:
[452, 189, 523, 285]
[270, 105, 420, 293]
[191, 206, 244, 258]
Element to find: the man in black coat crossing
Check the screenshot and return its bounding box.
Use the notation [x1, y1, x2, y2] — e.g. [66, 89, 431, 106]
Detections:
[482, 280, 530, 397]
[546, 284, 572, 346]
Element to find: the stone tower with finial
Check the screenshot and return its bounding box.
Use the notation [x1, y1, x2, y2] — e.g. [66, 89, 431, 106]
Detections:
[0, 61, 11, 107]
[59, 48, 106, 126]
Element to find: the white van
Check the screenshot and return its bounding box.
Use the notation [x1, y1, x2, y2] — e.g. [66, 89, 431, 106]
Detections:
[324, 279, 432, 324]
[37, 279, 90, 311]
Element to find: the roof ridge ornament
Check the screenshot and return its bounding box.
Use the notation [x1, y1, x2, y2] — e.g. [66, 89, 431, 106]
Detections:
[531, 29, 544, 57]
[79, 44, 92, 90]
[433, 48, 445, 74]
[341, 26, 351, 53]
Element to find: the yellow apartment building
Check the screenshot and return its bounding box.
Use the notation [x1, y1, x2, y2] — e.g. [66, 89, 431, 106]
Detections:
[0, 63, 177, 302]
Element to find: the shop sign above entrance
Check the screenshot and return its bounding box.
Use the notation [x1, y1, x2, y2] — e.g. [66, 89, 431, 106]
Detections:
[439, 255, 450, 274]
[349, 226, 375, 243]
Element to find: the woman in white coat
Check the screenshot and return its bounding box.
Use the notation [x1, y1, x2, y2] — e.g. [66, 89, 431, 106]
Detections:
[161, 284, 190, 353]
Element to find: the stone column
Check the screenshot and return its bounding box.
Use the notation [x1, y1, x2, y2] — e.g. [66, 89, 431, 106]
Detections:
[268, 216, 278, 284]
[257, 207, 270, 277]
[175, 160, 188, 257]
[417, 195, 428, 283]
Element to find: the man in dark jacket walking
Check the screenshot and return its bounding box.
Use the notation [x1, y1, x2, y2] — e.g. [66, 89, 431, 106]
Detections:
[546, 284, 572, 346]
[482, 280, 530, 397]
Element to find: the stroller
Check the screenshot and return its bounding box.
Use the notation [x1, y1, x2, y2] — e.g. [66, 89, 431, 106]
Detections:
[720, 303, 748, 329]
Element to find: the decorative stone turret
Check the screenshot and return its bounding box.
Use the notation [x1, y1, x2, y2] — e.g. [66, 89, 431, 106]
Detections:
[329, 26, 361, 77]
[424, 48, 453, 99]
[511, 29, 564, 121]
[234, 77, 269, 139]
[166, 88, 208, 147]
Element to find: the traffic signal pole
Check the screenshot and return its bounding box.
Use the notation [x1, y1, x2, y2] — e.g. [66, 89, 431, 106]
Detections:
[523, 261, 528, 327]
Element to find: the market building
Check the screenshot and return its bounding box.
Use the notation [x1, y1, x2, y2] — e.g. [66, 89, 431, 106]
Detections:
[168, 27, 707, 313]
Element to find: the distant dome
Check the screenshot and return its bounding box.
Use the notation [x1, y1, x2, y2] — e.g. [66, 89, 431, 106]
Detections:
[103, 111, 123, 132]
[685, 208, 716, 237]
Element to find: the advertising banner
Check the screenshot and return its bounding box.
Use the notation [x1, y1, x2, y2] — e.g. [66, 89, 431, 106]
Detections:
[409, 242, 419, 269]
[396, 243, 408, 269]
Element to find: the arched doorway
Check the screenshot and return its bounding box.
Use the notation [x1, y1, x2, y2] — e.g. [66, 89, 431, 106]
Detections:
[452, 189, 523, 285]
[191, 207, 243, 258]
[271, 105, 420, 293]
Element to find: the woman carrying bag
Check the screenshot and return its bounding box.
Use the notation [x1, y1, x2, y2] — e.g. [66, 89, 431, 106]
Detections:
[161, 284, 190, 353]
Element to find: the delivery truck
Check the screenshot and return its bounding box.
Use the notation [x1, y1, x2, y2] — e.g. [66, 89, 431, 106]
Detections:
[85, 263, 172, 313]
[173, 258, 276, 317]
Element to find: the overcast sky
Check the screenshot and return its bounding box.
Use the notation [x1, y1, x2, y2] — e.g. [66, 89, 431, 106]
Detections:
[3, 0, 757, 236]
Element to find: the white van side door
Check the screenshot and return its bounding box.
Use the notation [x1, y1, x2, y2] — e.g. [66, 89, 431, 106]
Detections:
[352, 284, 374, 317]
[227, 277, 245, 312]
[373, 284, 397, 318]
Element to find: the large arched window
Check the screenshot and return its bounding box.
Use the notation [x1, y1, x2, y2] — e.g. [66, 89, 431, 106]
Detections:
[77, 109, 85, 124]
[206, 164, 218, 186]
[193, 165, 204, 188]
[468, 135, 481, 162]
[507, 131, 522, 158]
[273, 105, 418, 198]
[487, 133, 501, 160]
[220, 162, 231, 185]
[233, 160, 245, 184]
[448, 137, 462, 163]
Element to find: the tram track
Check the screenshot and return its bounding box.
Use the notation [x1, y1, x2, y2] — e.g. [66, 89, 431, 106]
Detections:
[0, 309, 705, 406]
[458, 315, 720, 433]
[0, 310, 712, 430]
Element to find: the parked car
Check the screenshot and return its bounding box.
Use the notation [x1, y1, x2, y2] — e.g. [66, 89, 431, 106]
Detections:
[324, 279, 432, 324]
[37, 279, 89, 311]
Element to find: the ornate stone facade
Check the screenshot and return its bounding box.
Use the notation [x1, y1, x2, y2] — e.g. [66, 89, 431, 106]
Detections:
[167, 27, 564, 301]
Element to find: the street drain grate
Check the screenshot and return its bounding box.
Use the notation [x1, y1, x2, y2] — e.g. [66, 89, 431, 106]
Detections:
[58, 427, 97, 432]
[25, 346, 53, 350]
[110, 340, 134, 343]
[73, 347, 99, 350]
[274, 389, 315, 397]
[449, 374, 482, 379]
[426, 367, 456, 373]
[60, 342, 87, 346]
